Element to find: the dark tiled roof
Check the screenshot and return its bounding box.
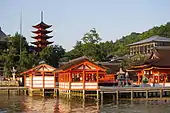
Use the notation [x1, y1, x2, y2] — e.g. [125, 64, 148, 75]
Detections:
[128, 35, 170, 46]
[96, 62, 120, 74]
[57, 56, 90, 70]
[0, 27, 7, 42]
[57, 56, 107, 71]
[142, 47, 170, 68]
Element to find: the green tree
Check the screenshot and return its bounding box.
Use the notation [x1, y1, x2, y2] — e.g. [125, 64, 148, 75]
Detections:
[82, 28, 101, 44]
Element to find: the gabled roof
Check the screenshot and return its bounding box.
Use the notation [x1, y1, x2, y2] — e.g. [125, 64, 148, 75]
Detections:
[0, 27, 7, 42]
[128, 35, 170, 46]
[56, 56, 106, 72]
[20, 63, 56, 75]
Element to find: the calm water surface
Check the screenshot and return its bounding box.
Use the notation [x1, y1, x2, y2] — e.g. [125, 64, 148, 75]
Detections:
[0, 93, 170, 113]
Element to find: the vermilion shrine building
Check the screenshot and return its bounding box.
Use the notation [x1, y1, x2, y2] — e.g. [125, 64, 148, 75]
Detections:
[55, 56, 107, 91]
[20, 63, 57, 89]
[128, 47, 170, 87]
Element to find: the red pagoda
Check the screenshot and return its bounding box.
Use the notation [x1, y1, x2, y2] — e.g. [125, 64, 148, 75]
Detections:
[31, 11, 53, 49]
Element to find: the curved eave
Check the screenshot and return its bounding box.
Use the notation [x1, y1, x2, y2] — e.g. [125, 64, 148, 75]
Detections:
[31, 35, 53, 39]
[32, 30, 52, 34]
[31, 41, 53, 45]
[32, 22, 52, 29]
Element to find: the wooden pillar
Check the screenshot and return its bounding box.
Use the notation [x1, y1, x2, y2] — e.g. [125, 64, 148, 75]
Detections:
[7, 89, 10, 95]
[83, 90, 85, 100]
[137, 74, 140, 85]
[54, 89, 57, 97]
[101, 91, 103, 102]
[97, 90, 99, 100]
[83, 70, 85, 100]
[54, 72, 56, 88]
[131, 91, 133, 100]
[146, 90, 148, 99]
[116, 90, 119, 100]
[42, 88, 45, 97]
[97, 70, 99, 89]
[68, 90, 71, 99]
[31, 74, 33, 88]
[24, 75, 26, 87]
[69, 72, 71, 90]
[160, 89, 163, 98]
[42, 71, 45, 88]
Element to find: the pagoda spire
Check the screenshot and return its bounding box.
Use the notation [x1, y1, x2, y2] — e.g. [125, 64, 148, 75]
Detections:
[31, 12, 53, 50]
[41, 11, 43, 22]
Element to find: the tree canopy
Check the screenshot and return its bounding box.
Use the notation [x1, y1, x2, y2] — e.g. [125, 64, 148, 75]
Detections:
[0, 33, 65, 76]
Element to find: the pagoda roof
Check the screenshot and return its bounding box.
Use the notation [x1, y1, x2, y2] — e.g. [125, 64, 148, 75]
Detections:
[128, 47, 170, 70]
[128, 35, 170, 46]
[0, 27, 7, 42]
[31, 41, 53, 45]
[32, 21, 52, 29]
[31, 35, 53, 39]
[32, 29, 52, 34]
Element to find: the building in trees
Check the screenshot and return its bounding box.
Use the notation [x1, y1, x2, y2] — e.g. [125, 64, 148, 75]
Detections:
[128, 35, 170, 55]
[127, 47, 170, 87]
[0, 27, 7, 76]
[31, 12, 53, 51]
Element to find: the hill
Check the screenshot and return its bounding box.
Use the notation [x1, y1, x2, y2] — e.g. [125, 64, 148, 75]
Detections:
[65, 22, 170, 61]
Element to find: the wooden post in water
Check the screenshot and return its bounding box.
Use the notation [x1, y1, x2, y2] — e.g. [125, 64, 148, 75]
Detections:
[7, 89, 10, 95]
[100, 91, 103, 101]
[160, 89, 163, 98]
[116, 90, 119, 100]
[83, 90, 85, 100]
[42, 88, 45, 97]
[97, 90, 99, 100]
[68, 90, 71, 99]
[100, 91, 103, 107]
[53, 89, 57, 97]
[131, 90, 133, 100]
[146, 90, 148, 99]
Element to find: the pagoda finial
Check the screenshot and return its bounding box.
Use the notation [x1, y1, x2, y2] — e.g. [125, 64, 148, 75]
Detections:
[41, 11, 43, 22]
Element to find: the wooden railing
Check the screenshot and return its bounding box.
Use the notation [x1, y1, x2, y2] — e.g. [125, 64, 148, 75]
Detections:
[0, 81, 19, 87]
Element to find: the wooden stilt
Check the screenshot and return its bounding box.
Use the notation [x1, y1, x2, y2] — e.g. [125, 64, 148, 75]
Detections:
[53, 89, 57, 97]
[116, 90, 119, 100]
[7, 89, 10, 95]
[160, 89, 163, 98]
[131, 91, 133, 100]
[146, 90, 148, 99]
[100, 91, 103, 107]
[101, 91, 103, 102]
[42, 88, 45, 97]
[83, 90, 85, 100]
[68, 90, 71, 99]
[97, 90, 99, 100]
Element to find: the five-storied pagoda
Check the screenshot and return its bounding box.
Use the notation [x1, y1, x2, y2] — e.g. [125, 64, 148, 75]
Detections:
[31, 11, 53, 51]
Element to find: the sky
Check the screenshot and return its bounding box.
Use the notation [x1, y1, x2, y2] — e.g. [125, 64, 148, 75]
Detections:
[0, 0, 170, 51]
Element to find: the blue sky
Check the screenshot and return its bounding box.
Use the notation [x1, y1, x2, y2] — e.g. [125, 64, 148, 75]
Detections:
[0, 0, 170, 51]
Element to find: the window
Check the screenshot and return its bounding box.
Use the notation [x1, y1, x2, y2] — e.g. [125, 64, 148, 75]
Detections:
[85, 73, 97, 82]
[72, 73, 83, 82]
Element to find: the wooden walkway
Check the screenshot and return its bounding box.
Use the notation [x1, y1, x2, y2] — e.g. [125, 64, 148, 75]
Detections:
[99, 86, 170, 101]
[0, 87, 27, 90]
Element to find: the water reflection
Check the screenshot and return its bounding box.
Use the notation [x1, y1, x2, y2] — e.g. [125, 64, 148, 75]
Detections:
[0, 93, 170, 113]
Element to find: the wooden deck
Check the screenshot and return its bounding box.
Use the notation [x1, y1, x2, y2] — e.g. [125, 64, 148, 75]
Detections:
[99, 86, 170, 101]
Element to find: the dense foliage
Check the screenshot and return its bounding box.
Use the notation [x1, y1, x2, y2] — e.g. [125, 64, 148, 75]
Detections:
[0, 33, 65, 76]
